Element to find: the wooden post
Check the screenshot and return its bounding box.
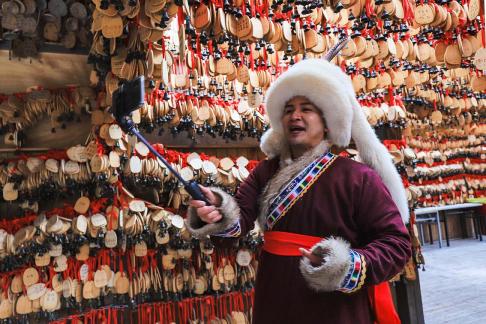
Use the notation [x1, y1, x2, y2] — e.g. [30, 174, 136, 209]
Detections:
[393, 272, 425, 324]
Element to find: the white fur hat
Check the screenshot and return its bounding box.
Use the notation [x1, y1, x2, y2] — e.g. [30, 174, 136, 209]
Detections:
[261, 59, 409, 224]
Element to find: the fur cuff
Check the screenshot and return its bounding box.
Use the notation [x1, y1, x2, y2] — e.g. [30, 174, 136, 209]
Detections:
[185, 187, 241, 238]
[299, 236, 351, 292]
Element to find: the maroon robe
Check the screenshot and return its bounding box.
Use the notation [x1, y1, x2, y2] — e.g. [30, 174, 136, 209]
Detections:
[234, 155, 411, 324]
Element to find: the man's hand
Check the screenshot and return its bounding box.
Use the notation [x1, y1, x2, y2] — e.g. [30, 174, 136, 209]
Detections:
[299, 248, 325, 267]
[188, 186, 223, 224]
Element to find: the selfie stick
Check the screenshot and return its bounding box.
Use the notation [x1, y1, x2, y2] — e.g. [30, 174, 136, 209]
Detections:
[111, 77, 210, 204]
[324, 36, 349, 62]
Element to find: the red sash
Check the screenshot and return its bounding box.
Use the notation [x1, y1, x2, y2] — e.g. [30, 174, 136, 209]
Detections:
[263, 231, 401, 324]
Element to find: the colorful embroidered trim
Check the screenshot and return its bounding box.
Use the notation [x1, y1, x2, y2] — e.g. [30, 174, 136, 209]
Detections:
[338, 250, 367, 293]
[213, 221, 242, 238]
[265, 152, 336, 230]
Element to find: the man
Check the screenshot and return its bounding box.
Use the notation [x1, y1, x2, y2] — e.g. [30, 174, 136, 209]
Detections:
[186, 59, 411, 324]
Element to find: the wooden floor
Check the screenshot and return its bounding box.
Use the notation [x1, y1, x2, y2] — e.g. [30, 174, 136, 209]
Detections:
[420, 239, 486, 324]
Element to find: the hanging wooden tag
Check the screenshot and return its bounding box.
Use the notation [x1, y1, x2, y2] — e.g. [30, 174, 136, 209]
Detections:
[74, 196, 90, 214]
[134, 241, 148, 257]
[180, 166, 194, 181]
[236, 249, 252, 267]
[194, 277, 206, 295]
[473, 47, 486, 70]
[414, 4, 434, 24]
[101, 15, 123, 38]
[62, 280, 72, 299]
[3, 183, 18, 201]
[430, 110, 443, 123]
[129, 199, 145, 212]
[193, 3, 210, 29]
[35, 253, 50, 267]
[215, 57, 234, 75]
[134, 142, 150, 156]
[23, 268, 39, 287]
[49, 244, 63, 257]
[223, 264, 235, 281]
[444, 44, 461, 65]
[0, 300, 12, 319]
[130, 156, 142, 173]
[43, 22, 60, 41]
[54, 255, 68, 272]
[281, 21, 292, 43]
[76, 244, 90, 261]
[115, 274, 129, 294]
[251, 17, 263, 39]
[352, 74, 366, 92]
[460, 37, 473, 57]
[236, 15, 252, 38]
[91, 213, 107, 228]
[75, 215, 88, 234]
[16, 295, 32, 315]
[105, 230, 118, 248]
[342, 38, 358, 57]
[79, 263, 89, 282]
[304, 29, 318, 49]
[170, 214, 184, 229]
[94, 270, 108, 288]
[26, 282, 46, 301]
[42, 289, 58, 311]
[108, 124, 123, 139]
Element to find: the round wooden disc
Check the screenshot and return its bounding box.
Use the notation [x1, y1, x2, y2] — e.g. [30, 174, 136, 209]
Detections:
[134, 241, 148, 257]
[128, 199, 145, 212]
[27, 283, 46, 301]
[171, 214, 184, 229]
[16, 295, 32, 315]
[23, 268, 39, 287]
[129, 156, 142, 173]
[223, 264, 235, 281]
[445, 44, 462, 65]
[135, 142, 150, 156]
[74, 196, 90, 214]
[3, 183, 18, 201]
[94, 270, 108, 288]
[104, 230, 118, 248]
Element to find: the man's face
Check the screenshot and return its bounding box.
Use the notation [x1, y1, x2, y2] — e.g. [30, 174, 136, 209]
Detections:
[281, 96, 326, 150]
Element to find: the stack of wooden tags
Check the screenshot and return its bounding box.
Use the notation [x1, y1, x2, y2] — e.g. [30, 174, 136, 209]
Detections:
[98, 75, 269, 139]
[0, 193, 262, 321]
[403, 133, 486, 207]
[89, 0, 178, 83]
[0, 128, 258, 212]
[361, 102, 407, 128]
[1, 0, 91, 55]
[0, 156, 93, 203]
[120, 149, 254, 209]
[80, 0, 486, 147]
[0, 87, 96, 139]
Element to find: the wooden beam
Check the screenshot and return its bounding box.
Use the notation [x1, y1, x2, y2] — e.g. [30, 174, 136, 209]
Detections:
[0, 41, 89, 55]
[0, 50, 91, 94]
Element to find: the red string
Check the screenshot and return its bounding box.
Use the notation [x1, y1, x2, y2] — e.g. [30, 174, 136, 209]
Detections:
[481, 16, 485, 48]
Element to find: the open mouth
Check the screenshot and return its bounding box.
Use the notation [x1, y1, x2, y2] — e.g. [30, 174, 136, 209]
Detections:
[289, 125, 306, 135]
